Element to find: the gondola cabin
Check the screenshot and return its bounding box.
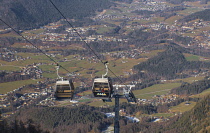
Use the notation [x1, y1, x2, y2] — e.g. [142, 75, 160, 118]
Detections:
[55, 80, 74, 100]
[92, 77, 113, 99]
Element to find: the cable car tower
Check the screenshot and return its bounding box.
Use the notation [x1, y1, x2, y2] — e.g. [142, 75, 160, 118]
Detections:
[92, 62, 137, 133]
[54, 65, 75, 100]
[112, 84, 136, 133]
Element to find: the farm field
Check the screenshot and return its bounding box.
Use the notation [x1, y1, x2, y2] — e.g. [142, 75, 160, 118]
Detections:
[0, 79, 41, 94]
[133, 83, 182, 99]
[169, 101, 197, 113]
[174, 76, 204, 83]
[184, 53, 200, 61]
[190, 88, 210, 98]
[0, 49, 161, 95]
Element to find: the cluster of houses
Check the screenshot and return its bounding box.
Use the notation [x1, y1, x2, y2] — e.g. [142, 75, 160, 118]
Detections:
[131, 0, 169, 12]
[0, 80, 56, 118]
[136, 94, 179, 106]
[105, 110, 140, 123]
[0, 48, 30, 62]
[37, 97, 55, 106]
[105, 49, 145, 59]
[21, 65, 43, 79]
[38, 31, 128, 42]
[19, 1, 210, 49]
[95, 0, 169, 21]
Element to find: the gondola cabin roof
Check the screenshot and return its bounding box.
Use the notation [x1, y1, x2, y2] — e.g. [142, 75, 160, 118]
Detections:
[94, 78, 109, 83]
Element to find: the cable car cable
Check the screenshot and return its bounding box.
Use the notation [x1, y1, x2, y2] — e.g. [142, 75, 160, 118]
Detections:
[48, 0, 126, 86]
[0, 18, 96, 100]
[0, 18, 91, 88]
[0, 18, 72, 74]
[48, 0, 102, 62]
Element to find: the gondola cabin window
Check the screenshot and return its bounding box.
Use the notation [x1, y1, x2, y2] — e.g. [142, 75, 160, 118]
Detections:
[92, 78, 113, 98]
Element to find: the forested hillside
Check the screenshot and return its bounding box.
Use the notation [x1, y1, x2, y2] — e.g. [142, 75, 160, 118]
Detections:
[118, 95, 210, 133]
[133, 47, 210, 79]
[171, 77, 210, 95]
[0, 0, 112, 30]
[2, 96, 208, 133]
[2, 105, 112, 133]
[179, 9, 210, 22]
[158, 95, 210, 133]
[1, 100, 190, 133]
[166, 0, 210, 4]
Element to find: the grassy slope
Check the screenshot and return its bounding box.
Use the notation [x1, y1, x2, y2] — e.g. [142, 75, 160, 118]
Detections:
[170, 101, 197, 113]
[0, 79, 40, 94]
[134, 82, 181, 99]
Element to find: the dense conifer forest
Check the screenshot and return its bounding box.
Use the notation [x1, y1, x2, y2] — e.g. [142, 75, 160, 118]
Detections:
[1, 95, 209, 133]
[118, 95, 210, 133]
[179, 9, 210, 22]
[1, 105, 112, 133]
[133, 47, 210, 79]
[171, 77, 210, 95]
[0, 0, 113, 30]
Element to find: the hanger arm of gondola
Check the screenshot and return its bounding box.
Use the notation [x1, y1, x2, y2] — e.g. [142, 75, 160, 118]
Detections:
[102, 61, 109, 78]
[56, 65, 63, 81]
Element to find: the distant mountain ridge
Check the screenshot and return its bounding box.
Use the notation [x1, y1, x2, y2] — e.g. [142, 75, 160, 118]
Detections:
[1, 0, 210, 30]
[0, 0, 112, 30]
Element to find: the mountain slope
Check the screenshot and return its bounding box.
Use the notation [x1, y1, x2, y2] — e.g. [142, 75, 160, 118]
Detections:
[133, 47, 210, 79]
[7, 105, 111, 133]
[179, 9, 210, 22]
[0, 0, 112, 30]
[165, 95, 210, 132]
[171, 78, 210, 95]
[119, 95, 210, 133]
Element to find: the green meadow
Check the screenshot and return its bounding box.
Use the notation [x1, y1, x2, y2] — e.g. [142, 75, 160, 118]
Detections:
[190, 88, 210, 98]
[177, 7, 203, 16]
[0, 49, 183, 95]
[0, 79, 40, 94]
[0, 65, 22, 71]
[134, 83, 182, 99]
[184, 53, 200, 61]
[170, 101, 197, 113]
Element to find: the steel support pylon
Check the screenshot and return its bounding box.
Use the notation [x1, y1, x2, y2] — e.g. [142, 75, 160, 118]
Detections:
[114, 94, 120, 133]
[112, 85, 136, 133]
